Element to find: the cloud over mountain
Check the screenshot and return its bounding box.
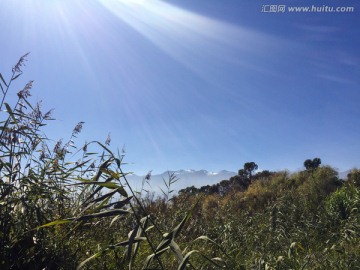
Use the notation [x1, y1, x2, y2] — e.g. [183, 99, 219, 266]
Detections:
[126, 169, 237, 194]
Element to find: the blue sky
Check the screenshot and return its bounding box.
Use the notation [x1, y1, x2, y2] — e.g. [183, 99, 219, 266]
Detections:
[1, 0, 359, 175]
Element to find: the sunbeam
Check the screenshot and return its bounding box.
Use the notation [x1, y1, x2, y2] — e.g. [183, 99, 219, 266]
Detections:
[96, 0, 279, 82]
[2, 0, 358, 176]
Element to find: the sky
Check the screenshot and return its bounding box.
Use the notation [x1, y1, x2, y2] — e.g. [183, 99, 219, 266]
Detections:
[1, 0, 359, 176]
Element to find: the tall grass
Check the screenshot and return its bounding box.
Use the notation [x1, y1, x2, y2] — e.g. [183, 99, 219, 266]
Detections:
[1, 54, 359, 269]
[0, 55, 223, 269]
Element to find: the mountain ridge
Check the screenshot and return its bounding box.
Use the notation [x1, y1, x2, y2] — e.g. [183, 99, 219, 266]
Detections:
[126, 169, 237, 192]
[125, 168, 353, 194]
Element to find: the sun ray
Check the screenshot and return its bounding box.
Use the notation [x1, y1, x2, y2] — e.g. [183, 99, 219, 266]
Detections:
[96, 0, 279, 82]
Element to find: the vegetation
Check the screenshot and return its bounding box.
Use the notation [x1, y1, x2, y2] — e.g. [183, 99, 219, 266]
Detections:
[179, 163, 274, 196]
[304, 158, 322, 171]
[0, 55, 223, 269]
[1, 56, 360, 269]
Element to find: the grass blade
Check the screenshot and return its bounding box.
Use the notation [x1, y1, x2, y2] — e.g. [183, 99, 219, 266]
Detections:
[178, 250, 198, 270]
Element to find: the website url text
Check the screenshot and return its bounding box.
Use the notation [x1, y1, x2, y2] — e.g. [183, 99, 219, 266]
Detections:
[261, 5, 355, 13]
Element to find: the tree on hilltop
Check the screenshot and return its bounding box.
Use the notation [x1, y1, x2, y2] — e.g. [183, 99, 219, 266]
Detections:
[304, 158, 321, 170]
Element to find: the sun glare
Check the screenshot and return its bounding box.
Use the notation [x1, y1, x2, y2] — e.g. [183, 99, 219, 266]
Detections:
[96, 0, 274, 82]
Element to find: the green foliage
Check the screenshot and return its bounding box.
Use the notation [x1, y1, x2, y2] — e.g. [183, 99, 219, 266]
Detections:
[242, 162, 258, 179]
[179, 162, 268, 196]
[1, 56, 360, 269]
[174, 166, 360, 269]
[304, 157, 321, 170]
[347, 169, 360, 187]
[0, 55, 221, 269]
[326, 184, 360, 220]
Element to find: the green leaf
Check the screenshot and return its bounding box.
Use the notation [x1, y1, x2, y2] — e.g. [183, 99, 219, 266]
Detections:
[77, 237, 144, 270]
[37, 219, 71, 228]
[110, 215, 121, 227]
[110, 196, 133, 209]
[126, 227, 139, 263]
[40, 209, 130, 229]
[116, 186, 128, 197]
[171, 197, 199, 239]
[74, 209, 130, 221]
[115, 157, 121, 168]
[77, 251, 104, 270]
[143, 247, 169, 269]
[145, 225, 154, 233]
[155, 236, 172, 253]
[100, 168, 120, 179]
[170, 240, 184, 262]
[195, 235, 231, 260]
[151, 200, 199, 265]
[93, 157, 113, 181]
[86, 189, 118, 204]
[69, 180, 122, 190]
[84, 152, 97, 156]
[131, 216, 150, 267]
[199, 253, 226, 268]
[112, 237, 145, 248]
[178, 250, 199, 270]
[195, 235, 217, 245]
